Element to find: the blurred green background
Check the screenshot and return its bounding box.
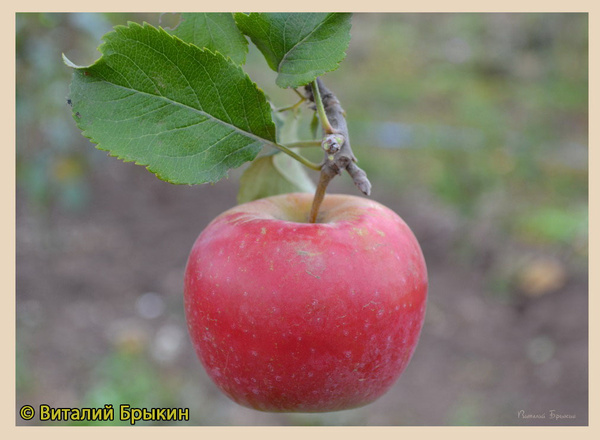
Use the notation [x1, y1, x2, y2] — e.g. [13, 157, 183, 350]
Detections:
[16, 13, 588, 426]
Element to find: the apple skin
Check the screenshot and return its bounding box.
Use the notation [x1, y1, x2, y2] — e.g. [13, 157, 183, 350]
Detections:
[184, 193, 428, 412]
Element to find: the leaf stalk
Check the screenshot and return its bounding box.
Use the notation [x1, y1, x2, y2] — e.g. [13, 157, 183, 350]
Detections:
[269, 142, 322, 171]
[311, 79, 336, 134]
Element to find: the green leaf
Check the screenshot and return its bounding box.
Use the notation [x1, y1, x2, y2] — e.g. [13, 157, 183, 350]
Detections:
[234, 13, 352, 88]
[170, 13, 248, 65]
[237, 152, 316, 204]
[64, 22, 276, 185]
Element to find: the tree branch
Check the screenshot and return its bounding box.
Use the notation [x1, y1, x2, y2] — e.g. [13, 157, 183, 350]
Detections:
[305, 78, 372, 222]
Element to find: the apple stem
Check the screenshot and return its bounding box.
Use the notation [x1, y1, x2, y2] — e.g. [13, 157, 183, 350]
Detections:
[308, 168, 336, 223]
[306, 78, 372, 222]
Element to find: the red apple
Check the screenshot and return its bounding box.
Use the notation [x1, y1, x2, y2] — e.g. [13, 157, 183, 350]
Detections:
[184, 193, 428, 412]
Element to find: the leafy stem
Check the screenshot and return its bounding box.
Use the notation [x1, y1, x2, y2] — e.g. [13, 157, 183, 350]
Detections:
[65, 15, 360, 201]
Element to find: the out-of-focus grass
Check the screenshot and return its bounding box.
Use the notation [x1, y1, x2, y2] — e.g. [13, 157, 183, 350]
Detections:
[76, 348, 192, 426]
[76, 349, 165, 426]
[329, 14, 588, 254]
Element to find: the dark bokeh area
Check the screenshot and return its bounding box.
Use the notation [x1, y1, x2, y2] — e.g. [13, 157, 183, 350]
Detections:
[16, 13, 588, 425]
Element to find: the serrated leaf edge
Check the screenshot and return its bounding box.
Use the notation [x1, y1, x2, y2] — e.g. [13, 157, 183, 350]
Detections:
[66, 21, 277, 185]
